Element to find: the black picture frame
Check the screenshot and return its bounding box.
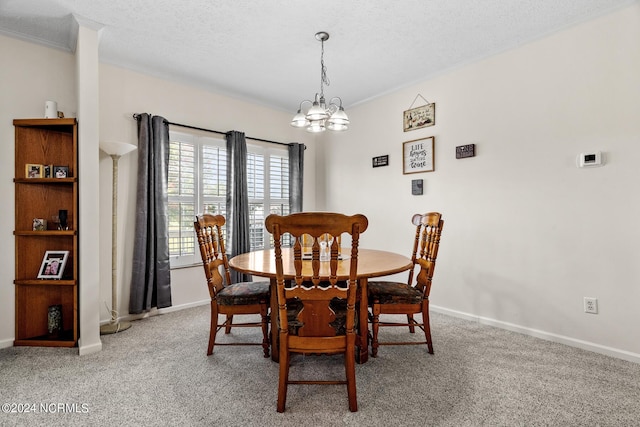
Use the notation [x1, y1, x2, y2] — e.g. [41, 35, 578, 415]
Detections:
[54, 165, 69, 178]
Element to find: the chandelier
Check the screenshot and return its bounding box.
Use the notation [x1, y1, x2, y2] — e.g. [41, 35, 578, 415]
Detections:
[290, 31, 349, 133]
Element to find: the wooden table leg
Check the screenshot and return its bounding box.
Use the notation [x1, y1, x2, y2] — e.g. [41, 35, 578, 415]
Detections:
[357, 278, 369, 364]
[270, 278, 279, 362]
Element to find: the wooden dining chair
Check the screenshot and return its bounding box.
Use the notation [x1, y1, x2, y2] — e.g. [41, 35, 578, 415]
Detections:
[194, 214, 270, 357]
[265, 212, 368, 413]
[368, 212, 444, 357]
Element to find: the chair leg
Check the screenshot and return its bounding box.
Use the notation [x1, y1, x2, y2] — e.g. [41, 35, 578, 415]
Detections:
[422, 300, 433, 354]
[208, 301, 218, 356]
[371, 303, 380, 358]
[260, 303, 270, 358]
[277, 331, 289, 413]
[345, 333, 358, 412]
[224, 315, 233, 334]
[407, 314, 416, 333]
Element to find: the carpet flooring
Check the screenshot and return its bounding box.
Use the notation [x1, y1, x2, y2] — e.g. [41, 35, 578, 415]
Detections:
[1, 305, 639, 426]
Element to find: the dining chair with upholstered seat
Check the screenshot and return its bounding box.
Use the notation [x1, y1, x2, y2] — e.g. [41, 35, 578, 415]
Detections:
[194, 214, 270, 357]
[265, 212, 368, 413]
[368, 212, 444, 357]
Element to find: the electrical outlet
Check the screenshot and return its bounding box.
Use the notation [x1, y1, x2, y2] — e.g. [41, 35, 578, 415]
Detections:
[584, 297, 598, 314]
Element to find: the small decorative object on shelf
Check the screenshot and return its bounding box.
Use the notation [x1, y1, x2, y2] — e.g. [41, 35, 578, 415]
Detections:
[54, 165, 69, 178]
[47, 305, 63, 336]
[32, 218, 47, 231]
[58, 209, 68, 230]
[44, 101, 58, 119]
[43, 164, 53, 178]
[25, 163, 42, 178]
[37, 251, 69, 280]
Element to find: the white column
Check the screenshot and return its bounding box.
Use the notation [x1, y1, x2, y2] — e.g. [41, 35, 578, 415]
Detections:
[75, 15, 104, 355]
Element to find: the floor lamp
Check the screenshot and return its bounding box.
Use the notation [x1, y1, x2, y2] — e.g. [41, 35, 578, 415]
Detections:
[99, 141, 137, 335]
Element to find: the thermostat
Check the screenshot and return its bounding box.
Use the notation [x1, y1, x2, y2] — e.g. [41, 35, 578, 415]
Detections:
[577, 151, 603, 168]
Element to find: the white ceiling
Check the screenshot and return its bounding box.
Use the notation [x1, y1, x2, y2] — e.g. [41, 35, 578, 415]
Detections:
[1, 0, 636, 113]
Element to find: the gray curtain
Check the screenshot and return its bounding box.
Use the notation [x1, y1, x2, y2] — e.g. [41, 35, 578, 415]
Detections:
[129, 113, 172, 314]
[226, 131, 251, 283]
[288, 143, 304, 213]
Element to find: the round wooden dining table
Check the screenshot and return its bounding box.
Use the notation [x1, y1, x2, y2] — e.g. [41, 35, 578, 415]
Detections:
[229, 248, 412, 363]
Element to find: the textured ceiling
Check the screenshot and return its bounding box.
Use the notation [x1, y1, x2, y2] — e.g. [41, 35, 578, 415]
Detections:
[1, 0, 636, 112]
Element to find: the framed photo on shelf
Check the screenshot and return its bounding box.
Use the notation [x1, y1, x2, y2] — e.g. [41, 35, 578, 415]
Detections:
[37, 251, 69, 280]
[43, 164, 53, 178]
[54, 165, 69, 178]
[25, 163, 43, 178]
[32, 218, 47, 231]
[403, 136, 434, 174]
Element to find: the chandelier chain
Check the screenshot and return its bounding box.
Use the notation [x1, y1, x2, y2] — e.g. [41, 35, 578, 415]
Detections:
[320, 39, 330, 97]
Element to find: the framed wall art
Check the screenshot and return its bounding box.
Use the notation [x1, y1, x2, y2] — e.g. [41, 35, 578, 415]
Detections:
[456, 144, 476, 159]
[372, 155, 389, 168]
[403, 103, 435, 132]
[411, 179, 424, 195]
[37, 250, 69, 280]
[403, 136, 434, 174]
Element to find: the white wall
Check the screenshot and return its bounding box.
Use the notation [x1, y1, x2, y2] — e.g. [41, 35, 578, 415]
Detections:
[0, 35, 76, 348]
[322, 4, 640, 360]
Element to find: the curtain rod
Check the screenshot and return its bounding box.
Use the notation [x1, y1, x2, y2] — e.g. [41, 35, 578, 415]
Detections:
[132, 114, 300, 148]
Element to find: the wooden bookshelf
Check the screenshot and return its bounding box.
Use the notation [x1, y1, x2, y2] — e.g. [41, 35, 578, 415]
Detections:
[13, 118, 78, 347]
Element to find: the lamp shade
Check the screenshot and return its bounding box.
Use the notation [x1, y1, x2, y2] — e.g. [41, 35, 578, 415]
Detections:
[100, 141, 137, 156]
[327, 107, 350, 131]
[306, 120, 326, 133]
[306, 102, 329, 121]
[290, 110, 310, 128]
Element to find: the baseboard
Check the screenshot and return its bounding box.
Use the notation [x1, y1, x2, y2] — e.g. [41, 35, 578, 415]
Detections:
[78, 340, 103, 356]
[1, 336, 103, 355]
[157, 299, 209, 315]
[431, 305, 640, 364]
[99, 299, 210, 326]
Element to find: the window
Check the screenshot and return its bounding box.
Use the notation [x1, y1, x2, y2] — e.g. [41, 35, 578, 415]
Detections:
[247, 148, 290, 251]
[167, 131, 290, 267]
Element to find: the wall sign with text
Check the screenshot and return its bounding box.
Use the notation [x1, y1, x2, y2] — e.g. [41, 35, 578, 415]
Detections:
[403, 136, 434, 174]
[456, 144, 476, 159]
[372, 155, 389, 168]
[403, 103, 435, 132]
